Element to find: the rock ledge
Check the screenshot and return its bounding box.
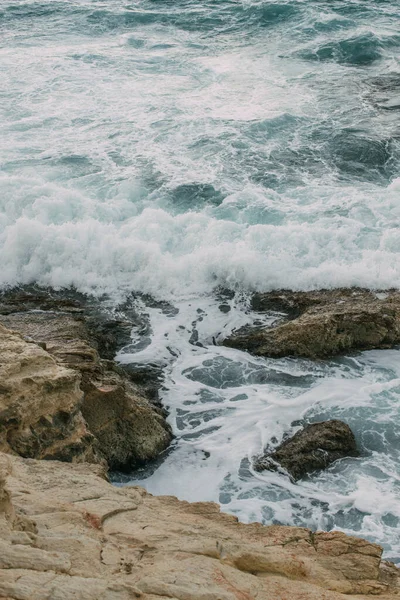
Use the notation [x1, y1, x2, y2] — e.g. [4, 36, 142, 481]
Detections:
[0, 450, 399, 600]
[224, 288, 400, 358]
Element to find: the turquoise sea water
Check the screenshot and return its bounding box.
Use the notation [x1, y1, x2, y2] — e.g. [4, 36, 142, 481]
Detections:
[2, 0, 400, 561]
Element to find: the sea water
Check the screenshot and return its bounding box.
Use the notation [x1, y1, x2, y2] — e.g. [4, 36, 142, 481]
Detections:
[1, 0, 400, 561]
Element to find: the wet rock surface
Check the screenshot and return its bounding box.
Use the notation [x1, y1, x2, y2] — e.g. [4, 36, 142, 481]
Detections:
[224, 288, 400, 359]
[0, 286, 139, 361]
[0, 450, 399, 600]
[0, 287, 172, 471]
[254, 420, 359, 481]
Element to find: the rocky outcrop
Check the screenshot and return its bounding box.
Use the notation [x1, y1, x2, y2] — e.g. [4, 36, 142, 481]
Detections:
[0, 289, 172, 471]
[0, 287, 136, 360]
[254, 420, 359, 480]
[224, 288, 400, 359]
[0, 324, 100, 464]
[0, 286, 399, 600]
[0, 450, 399, 600]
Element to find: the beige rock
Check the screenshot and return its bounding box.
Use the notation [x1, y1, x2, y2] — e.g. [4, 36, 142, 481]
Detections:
[0, 324, 98, 464]
[0, 312, 172, 470]
[0, 451, 399, 600]
[224, 289, 400, 359]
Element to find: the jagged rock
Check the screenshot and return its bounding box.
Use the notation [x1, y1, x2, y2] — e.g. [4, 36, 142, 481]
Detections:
[0, 450, 398, 600]
[0, 450, 399, 599]
[224, 288, 400, 359]
[81, 372, 171, 471]
[254, 420, 359, 480]
[0, 290, 172, 471]
[0, 324, 100, 464]
[0, 287, 138, 365]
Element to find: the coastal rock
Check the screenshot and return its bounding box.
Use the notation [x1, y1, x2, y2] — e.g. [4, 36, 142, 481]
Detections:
[0, 287, 138, 365]
[224, 288, 400, 359]
[0, 324, 100, 464]
[81, 371, 171, 471]
[0, 450, 399, 600]
[0, 289, 172, 471]
[254, 420, 358, 480]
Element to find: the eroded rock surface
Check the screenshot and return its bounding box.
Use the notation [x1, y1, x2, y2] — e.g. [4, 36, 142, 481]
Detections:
[0, 450, 399, 600]
[224, 288, 400, 359]
[0, 288, 172, 470]
[254, 420, 359, 480]
[0, 323, 100, 464]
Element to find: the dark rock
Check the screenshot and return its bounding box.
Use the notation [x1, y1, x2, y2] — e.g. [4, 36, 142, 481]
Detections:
[84, 318, 134, 361]
[121, 362, 165, 405]
[0, 286, 136, 357]
[254, 420, 358, 480]
[81, 372, 171, 471]
[219, 304, 231, 314]
[224, 288, 400, 359]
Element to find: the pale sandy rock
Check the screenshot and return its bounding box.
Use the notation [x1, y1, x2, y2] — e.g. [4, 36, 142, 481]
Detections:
[0, 324, 98, 464]
[0, 451, 399, 600]
[0, 314, 171, 470]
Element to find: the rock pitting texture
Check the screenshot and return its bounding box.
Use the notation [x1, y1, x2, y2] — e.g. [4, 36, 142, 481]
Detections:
[224, 289, 400, 359]
[0, 450, 399, 600]
[0, 323, 99, 464]
[254, 420, 359, 480]
[0, 312, 171, 470]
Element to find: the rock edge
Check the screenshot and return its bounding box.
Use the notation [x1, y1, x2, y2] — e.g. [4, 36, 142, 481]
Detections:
[0, 289, 172, 471]
[0, 450, 399, 600]
[224, 288, 400, 359]
[254, 419, 359, 480]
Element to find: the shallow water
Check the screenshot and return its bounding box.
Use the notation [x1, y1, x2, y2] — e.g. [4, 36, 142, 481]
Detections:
[2, 0, 400, 560]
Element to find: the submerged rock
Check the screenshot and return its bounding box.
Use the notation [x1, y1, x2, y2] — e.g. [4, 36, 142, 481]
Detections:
[224, 288, 400, 358]
[254, 420, 358, 480]
[0, 449, 399, 599]
[0, 288, 172, 471]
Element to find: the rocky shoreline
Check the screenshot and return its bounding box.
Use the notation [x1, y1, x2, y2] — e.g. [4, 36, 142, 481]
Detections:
[0, 287, 172, 471]
[2, 450, 400, 600]
[1, 286, 400, 599]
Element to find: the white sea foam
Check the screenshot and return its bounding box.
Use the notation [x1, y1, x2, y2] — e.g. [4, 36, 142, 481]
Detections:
[1, 173, 400, 297]
[115, 298, 400, 562]
[1, 1, 400, 298]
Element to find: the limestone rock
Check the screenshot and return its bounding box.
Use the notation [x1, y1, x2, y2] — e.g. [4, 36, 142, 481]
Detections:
[0, 290, 172, 471]
[81, 371, 171, 470]
[0, 450, 398, 600]
[0, 324, 99, 464]
[224, 288, 400, 359]
[254, 420, 359, 480]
